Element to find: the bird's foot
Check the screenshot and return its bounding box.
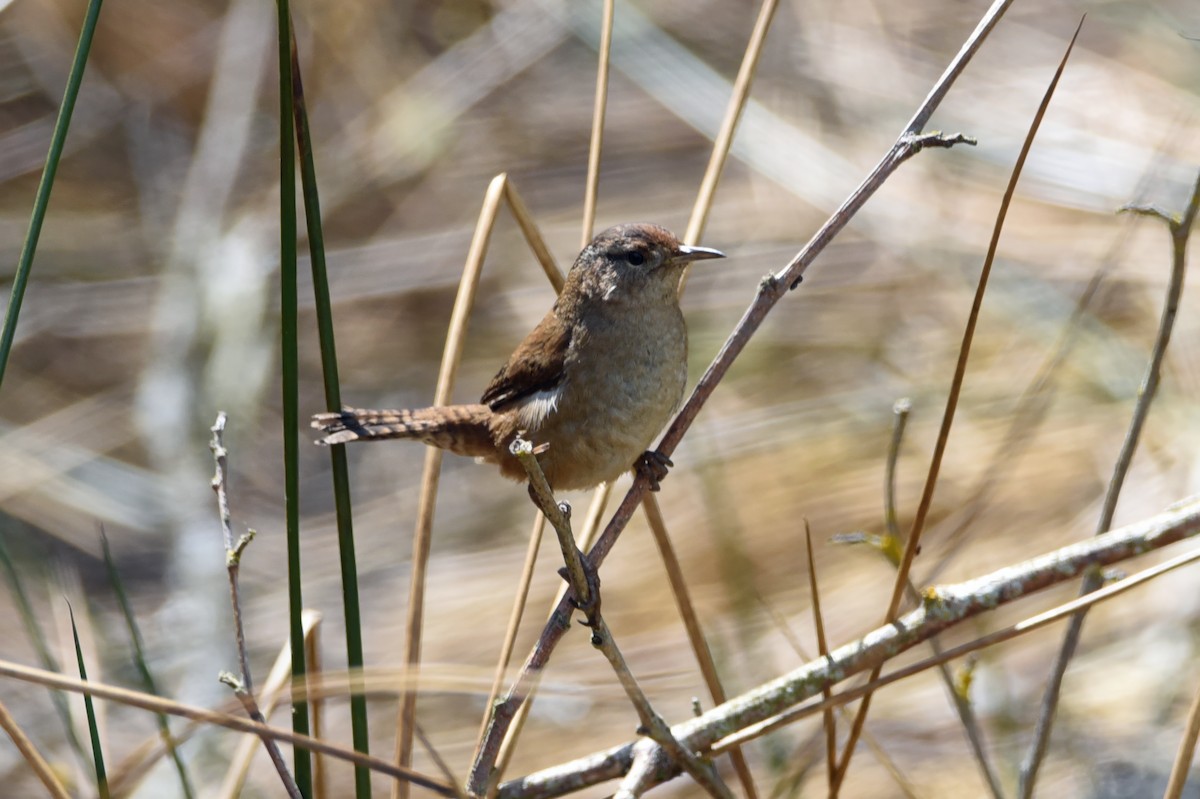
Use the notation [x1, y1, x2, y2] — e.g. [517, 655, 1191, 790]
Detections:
[558, 557, 601, 622]
[635, 450, 673, 492]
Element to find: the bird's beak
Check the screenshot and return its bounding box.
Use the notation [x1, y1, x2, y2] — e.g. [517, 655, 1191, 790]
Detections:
[675, 244, 725, 262]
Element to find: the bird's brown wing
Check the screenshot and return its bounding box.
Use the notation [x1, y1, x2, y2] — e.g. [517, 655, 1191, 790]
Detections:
[480, 308, 572, 411]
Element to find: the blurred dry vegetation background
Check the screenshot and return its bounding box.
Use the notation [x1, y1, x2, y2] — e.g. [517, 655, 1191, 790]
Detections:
[1, 0, 1200, 796]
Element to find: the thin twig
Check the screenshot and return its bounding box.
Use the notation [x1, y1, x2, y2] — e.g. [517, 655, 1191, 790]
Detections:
[210, 612, 321, 799]
[414, 723, 468, 799]
[1018, 167, 1200, 797]
[592, 615, 734, 799]
[832, 22, 1084, 791]
[879, 399, 1004, 798]
[210, 413, 299, 799]
[511, 437, 595, 619]
[219, 673, 302, 799]
[512, 437, 729, 799]
[754, 592, 919, 798]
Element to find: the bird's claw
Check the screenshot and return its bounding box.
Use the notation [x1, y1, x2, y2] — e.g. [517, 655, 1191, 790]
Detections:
[635, 450, 673, 491]
[558, 560, 601, 622]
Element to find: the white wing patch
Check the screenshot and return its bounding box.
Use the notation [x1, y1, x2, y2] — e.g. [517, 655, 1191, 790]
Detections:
[514, 384, 564, 431]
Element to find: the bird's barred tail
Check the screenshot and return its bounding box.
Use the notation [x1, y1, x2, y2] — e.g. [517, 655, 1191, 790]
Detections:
[311, 405, 495, 459]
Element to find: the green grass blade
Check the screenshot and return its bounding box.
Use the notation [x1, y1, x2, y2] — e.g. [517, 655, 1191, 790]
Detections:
[98, 530, 195, 799]
[0, 0, 105, 391]
[0, 524, 90, 763]
[289, 28, 371, 799]
[67, 602, 109, 799]
[274, 2, 313, 795]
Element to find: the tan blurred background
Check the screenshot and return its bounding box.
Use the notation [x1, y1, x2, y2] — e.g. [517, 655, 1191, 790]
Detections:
[1, 0, 1199, 796]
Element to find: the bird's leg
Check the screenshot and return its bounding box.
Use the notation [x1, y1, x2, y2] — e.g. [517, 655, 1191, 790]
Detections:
[635, 450, 673, 491]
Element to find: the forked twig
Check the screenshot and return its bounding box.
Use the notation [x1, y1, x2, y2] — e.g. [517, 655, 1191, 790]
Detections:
[1018, 168, 1200, 797]
[210, 413, 299, 799]
[512, 444, 731, 799]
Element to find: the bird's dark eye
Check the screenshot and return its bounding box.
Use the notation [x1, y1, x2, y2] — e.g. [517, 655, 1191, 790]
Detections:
[626, 250, 646, 266]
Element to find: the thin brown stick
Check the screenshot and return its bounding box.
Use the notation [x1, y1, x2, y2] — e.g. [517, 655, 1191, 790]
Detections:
[683, 0, 780, 246]
[642, 493, 758, 798]
[581, 0, 614, 247]
[219, 673, 302, 799]
[393, 173, 506, 798]
[414, 723, 468, 799]
[0, 697, 71, 799]
[1019, 167, 1200, 797]
[476, 512, 546, 750]
[511, 437, 595, 619]
[484, 486, 612, 795]
[832, 21, 1083, 792]
[306, 616, 327, 799]
[502, 180, 565, 291]
[883, 399, 910, 542]
[803, 522, 837, 789]
[1165, 670, 1200, 799]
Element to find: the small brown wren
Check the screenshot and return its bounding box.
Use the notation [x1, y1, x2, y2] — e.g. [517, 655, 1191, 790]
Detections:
[312, 223, 724, 491]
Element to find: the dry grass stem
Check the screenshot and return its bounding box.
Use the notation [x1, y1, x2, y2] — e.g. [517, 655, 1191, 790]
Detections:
[0, 659, 455, 794]
[0, 697, 71, 799]
[683, 0, 780, 246]
[476, 512, 546, 752]
[580, 0, 614, 248]
[803, 523, 837, 790]
[394, 173, 507, 797]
